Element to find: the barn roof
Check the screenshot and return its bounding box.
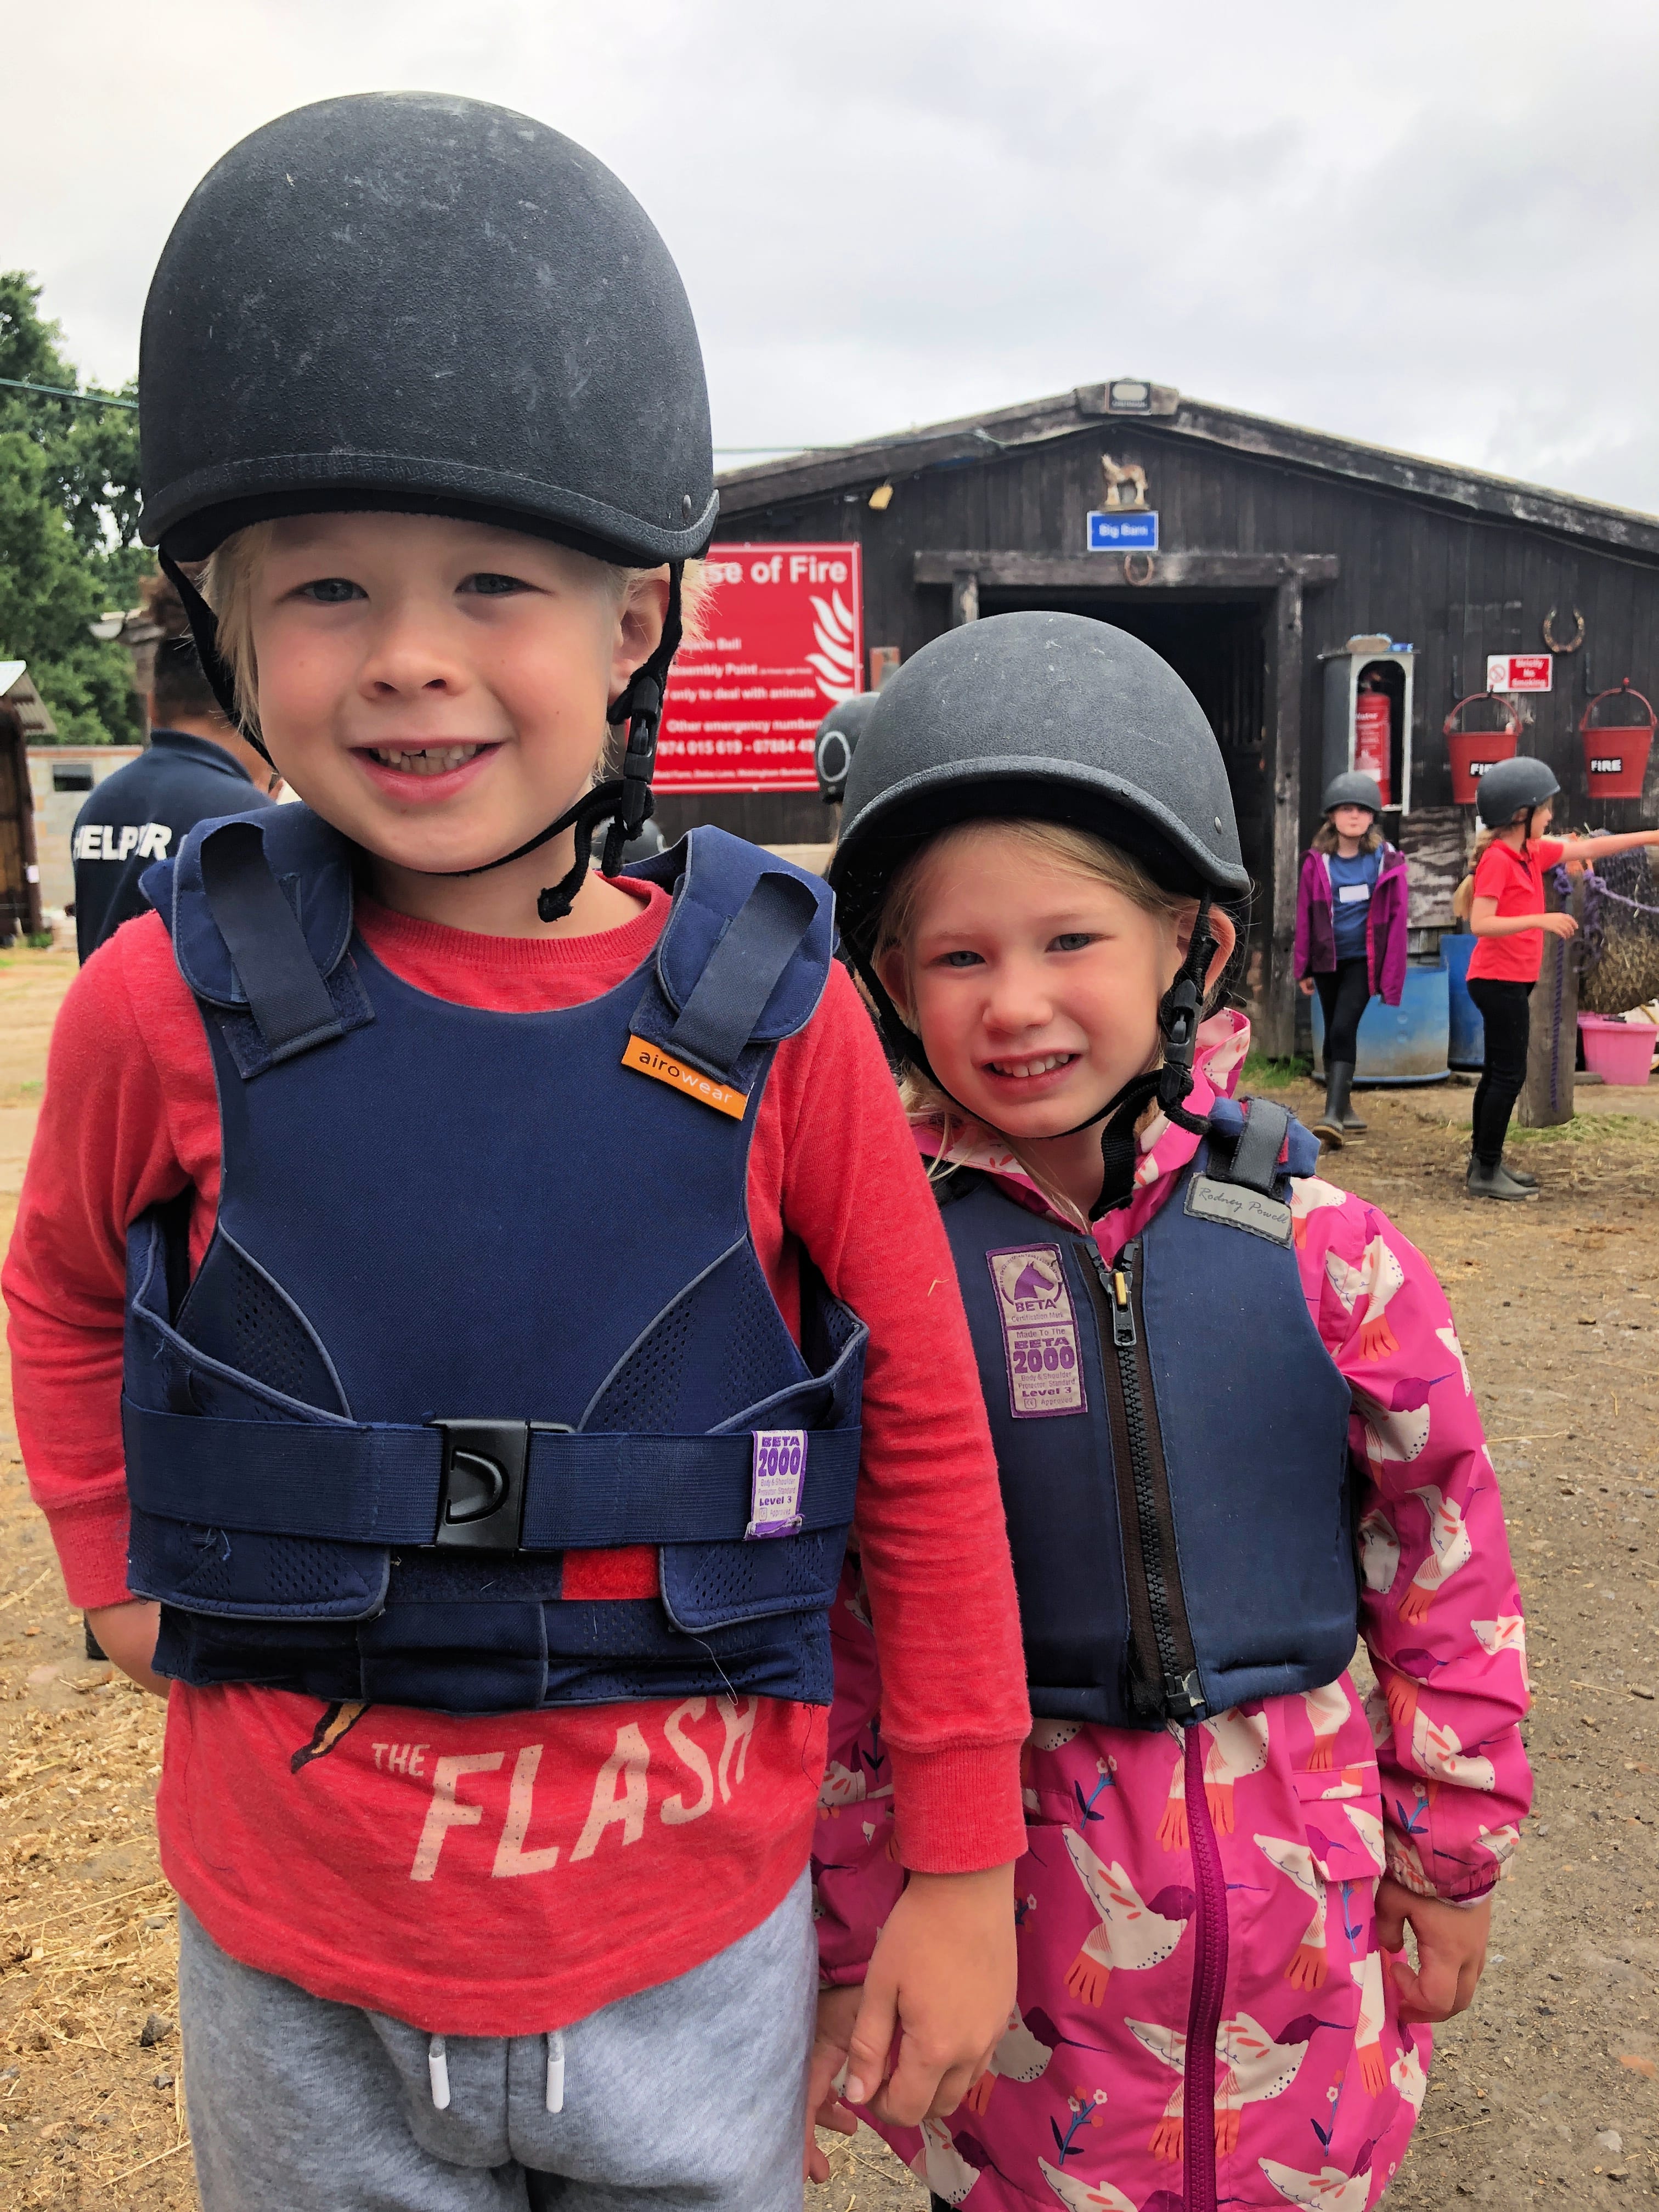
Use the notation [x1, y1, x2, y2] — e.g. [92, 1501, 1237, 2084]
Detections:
[715, 382, 1659, 563]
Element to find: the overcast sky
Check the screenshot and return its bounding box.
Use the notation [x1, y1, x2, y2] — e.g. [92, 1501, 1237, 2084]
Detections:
[10, 0, 1657, 512]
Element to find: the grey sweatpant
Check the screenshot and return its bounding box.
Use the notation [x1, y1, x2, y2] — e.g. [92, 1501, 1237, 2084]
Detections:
[178, 1873, 815, 2212]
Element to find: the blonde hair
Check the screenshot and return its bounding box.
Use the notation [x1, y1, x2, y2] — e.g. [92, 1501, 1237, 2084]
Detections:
[872, 817, 1205, 1228]
[200, 521, 709, 740]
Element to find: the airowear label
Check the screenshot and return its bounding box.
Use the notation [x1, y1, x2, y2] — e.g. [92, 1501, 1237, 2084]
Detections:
[622, 1034, 748, 1119]
[1184, 1175, 1293, 1246]
[986, 1244, 1086, 1419]
[746, 1430, 806, 1539]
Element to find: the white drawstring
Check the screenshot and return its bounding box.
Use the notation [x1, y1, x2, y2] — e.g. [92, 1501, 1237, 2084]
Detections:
[430, 2027, 562, 2116]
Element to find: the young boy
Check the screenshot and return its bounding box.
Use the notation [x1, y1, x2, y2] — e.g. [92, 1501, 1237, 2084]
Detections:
[2, 94, 1029, 2210]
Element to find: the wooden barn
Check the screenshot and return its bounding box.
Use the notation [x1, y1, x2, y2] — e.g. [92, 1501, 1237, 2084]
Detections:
[664, 382, 1659, 1051]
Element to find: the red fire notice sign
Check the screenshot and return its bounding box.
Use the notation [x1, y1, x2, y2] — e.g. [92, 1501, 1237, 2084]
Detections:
[1487, 653, 1553, 694]
[657, 544, 863, 792]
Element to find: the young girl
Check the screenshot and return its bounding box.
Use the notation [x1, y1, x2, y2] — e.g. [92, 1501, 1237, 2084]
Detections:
[1294, 774, 1409, 1148]
[806, 612, 1532, 2212]
[1463, 756, 1659, 1200]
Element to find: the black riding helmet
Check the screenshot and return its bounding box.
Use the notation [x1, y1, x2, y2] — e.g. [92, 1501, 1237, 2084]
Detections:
[814, 692, 881, 805]
[829, 612, 1249, 1216]
[138, 92, 717, 914]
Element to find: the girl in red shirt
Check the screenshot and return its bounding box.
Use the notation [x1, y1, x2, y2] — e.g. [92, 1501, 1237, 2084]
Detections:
[1464, 757, 1659, 1199]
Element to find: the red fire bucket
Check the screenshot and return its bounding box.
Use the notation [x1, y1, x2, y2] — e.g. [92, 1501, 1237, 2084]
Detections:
[1444, 693, 1521, 805]
[1581, 680, 1656, 801]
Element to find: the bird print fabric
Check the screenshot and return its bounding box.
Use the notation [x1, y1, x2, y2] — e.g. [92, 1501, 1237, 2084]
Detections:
[813, 1013, 1531, 2210]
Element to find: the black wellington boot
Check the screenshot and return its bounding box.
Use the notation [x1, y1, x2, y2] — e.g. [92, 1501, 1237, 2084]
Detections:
[1466, 1155, 1537, 1201]
[1339, 1073, 1367, 1135]
[1502, 1155, 1539, 1189]
[1312, 1060, 1354, 1147]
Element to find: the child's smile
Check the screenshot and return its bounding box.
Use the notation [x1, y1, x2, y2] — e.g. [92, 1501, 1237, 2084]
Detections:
[877, 820, 1235, 1214]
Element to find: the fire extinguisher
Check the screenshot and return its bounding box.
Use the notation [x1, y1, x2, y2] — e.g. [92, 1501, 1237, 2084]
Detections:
[1353, 675, 1392, 806]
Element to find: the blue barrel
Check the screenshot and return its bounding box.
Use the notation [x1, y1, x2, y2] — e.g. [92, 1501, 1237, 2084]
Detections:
[1312, 960, 1451, 1085]
[1442, 932, 1485, 1071]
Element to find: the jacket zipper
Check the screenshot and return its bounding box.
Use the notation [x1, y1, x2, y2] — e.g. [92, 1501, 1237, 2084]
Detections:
[1183, 1721, 1229, 2212]
[1081, 1239, 1205, 1724]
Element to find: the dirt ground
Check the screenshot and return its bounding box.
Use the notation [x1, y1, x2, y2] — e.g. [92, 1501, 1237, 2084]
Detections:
[2, 941, 1657, 2207]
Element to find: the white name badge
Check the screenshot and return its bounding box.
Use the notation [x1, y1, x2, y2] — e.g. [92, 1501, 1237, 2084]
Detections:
[1338, 884, 1372, 904]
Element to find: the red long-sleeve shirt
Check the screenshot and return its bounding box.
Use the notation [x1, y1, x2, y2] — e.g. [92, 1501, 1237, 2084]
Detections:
[3, 882, 1029, 2034]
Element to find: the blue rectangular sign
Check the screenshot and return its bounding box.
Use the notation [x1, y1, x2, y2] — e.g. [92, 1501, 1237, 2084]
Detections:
[1087, 510, 1159, 552]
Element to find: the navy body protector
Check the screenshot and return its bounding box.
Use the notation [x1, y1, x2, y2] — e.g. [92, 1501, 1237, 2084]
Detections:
[937, 1097, 1357, 1729]
[122, 806, 867, 1715]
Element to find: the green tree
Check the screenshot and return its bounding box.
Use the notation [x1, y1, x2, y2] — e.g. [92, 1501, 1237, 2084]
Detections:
[0, 272, 151, 742]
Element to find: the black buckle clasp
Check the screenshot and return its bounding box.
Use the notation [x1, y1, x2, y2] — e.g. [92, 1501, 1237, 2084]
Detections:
[428, 1419, 569, 1552]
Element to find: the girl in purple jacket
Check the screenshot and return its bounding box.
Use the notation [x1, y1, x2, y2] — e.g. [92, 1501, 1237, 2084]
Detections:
[1294, 773, 1409, 1147]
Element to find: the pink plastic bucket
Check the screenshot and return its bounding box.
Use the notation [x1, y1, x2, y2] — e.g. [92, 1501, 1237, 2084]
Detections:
[1578, 1014, 1657, 1087]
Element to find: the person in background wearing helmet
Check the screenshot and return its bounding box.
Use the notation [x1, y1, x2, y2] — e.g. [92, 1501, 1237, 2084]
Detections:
[814, 691, 880, 808]
[2, 97, 1030, 2211]
[1464, 756, 1659, 1200]
[1293, 771, 1409, 1147]
[806, 613, 1530, 2212]
[70, 571, 280, 962]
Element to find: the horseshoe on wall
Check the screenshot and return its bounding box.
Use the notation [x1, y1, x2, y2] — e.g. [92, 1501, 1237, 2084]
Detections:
[1543, 606, 1585, 654]
[1123, 551, 1156, 586]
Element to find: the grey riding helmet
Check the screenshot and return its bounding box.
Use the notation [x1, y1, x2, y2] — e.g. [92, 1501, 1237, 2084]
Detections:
[814, 693, 881, 805]
[139, 92, 715, 567]
[137, 91, 716, 902]
[1321, 770, 1384, 817]
[1476, 754, 1561, 830]
[829, 610, 1248, 963]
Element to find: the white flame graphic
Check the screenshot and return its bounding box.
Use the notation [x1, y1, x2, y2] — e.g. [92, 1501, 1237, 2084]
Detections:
[806, 590, 859, 704]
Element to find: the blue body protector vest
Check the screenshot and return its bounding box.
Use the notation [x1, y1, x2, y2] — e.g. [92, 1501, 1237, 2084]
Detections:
[936, 1098, 1358, 1729]
[122, 808, 866, 1716]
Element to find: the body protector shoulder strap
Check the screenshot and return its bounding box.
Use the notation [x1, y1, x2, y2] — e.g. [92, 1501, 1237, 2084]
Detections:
[123, 809, 866, 1715]
[935, 1096, 1358, 1728]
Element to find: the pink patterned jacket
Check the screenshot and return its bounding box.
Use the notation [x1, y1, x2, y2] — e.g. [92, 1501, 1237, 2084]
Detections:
[813, 1012, 1531, 2212]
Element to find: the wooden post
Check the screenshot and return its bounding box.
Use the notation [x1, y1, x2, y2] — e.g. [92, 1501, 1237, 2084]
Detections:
[1259, 575, 1305, 1057]
[951, 569, 980, 627]
[1516, 867, 1581, 1127]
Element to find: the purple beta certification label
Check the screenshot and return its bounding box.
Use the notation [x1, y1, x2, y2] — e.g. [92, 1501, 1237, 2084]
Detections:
[986, 1244, 1087, 1419]
[746, 1430, 806, 1539]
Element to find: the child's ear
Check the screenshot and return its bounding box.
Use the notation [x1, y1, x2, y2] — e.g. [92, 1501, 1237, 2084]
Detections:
[1202, 908, 1238, 996]
[610, 569, 670, 708]
[1173, 903, 1238, 997]
[873, 945, 912, 1020]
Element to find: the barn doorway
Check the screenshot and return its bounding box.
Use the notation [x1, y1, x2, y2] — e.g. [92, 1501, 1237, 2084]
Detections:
[977, 589, 1271, 958]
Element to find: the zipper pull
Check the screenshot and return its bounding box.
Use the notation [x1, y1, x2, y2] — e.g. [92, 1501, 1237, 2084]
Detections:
[1086, 1240, 1137, 1346]
[1109, 1244, 1136, 1347]
[1164, 1669, 1206, 1723]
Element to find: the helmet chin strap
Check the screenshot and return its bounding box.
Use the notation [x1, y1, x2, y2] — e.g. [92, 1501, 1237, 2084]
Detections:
[848, 896, 1217, 1222]
[157, 550, 684, 924]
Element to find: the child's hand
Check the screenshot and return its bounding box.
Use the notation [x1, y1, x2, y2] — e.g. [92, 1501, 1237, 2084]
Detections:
[803, 1984, 863, 2183]
[86, 1600, 168, 1698]
[842, 1864, 1017, 2127]
[1374, 1876, 1491, 2023]
[1541, 911, 1578, 939]
[1299, 976, 1316, 996]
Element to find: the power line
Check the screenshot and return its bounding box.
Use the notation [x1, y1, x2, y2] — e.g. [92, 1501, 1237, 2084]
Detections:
[0, 375, 137, 410]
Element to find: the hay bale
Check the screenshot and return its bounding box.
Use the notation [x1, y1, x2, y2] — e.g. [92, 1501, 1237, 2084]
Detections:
[1577, 850, 1659, 1015]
